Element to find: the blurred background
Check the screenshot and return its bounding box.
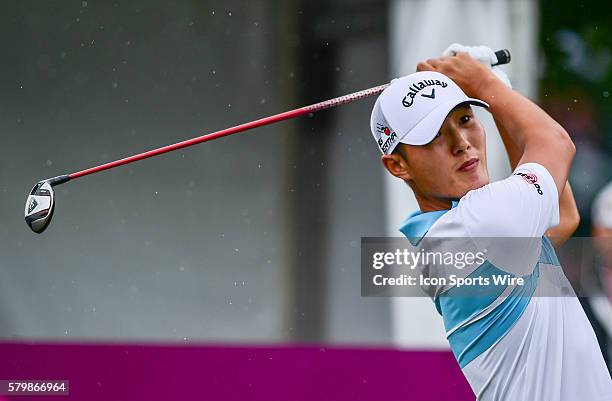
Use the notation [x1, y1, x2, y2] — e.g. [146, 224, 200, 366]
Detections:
[0, 0, 610, 399]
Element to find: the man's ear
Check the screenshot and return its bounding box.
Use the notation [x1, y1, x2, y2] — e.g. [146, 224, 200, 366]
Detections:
[381, 149, 412, 181]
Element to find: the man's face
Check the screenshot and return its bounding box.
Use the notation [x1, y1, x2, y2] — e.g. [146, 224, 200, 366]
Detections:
[383, 105, 489, 208]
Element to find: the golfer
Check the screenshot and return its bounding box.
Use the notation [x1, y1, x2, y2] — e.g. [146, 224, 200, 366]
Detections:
[370, 49, 612, 400]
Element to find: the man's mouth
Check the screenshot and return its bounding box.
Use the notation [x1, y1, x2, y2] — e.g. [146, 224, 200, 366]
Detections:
[458, 158, 479, 172]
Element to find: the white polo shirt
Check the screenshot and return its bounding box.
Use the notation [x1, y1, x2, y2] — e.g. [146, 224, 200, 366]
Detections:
[399, 163, 612, 400]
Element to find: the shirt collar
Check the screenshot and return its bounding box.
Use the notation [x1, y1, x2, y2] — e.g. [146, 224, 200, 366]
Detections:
[399, 201, 458, 245]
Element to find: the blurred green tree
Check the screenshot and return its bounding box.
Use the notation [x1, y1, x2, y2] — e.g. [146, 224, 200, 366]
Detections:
[540, 0, 611, 121]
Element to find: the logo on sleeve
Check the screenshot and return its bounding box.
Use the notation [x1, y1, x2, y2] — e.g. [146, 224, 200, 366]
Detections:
[514, 172, 544, 195]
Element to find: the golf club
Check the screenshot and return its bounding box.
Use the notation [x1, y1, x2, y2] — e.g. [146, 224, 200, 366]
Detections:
[25, 49, 511, 234]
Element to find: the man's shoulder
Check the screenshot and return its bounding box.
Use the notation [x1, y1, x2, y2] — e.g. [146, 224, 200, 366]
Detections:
[425, 206, 469, 238]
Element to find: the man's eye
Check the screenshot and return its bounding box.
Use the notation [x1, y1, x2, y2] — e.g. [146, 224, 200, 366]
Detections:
[460, 115, 472, 124]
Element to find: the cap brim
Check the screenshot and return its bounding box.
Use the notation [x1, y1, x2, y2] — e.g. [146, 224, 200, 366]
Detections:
[398, 98, 489, 146]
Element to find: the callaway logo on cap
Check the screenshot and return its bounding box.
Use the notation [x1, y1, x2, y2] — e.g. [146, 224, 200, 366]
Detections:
[370, 71, 489, 154]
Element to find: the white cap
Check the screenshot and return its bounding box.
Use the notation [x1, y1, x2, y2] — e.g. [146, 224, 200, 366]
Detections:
[370, 71, 489, 154]
[592, 181, 612, 228]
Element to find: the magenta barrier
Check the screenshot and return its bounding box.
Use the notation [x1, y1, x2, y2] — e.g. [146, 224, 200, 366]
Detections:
[0, 342, 474, 401]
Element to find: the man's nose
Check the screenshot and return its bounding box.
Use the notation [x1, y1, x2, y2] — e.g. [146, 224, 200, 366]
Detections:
[451, 131, 471, 155]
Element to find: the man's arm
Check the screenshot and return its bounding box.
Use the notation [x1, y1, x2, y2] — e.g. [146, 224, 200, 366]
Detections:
[546, 184, 580, 246]
[418, 52, 576, 195]
[495, 118, 580, 246]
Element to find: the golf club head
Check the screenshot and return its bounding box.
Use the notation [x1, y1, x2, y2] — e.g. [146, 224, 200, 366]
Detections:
[25, 180, 55, 234]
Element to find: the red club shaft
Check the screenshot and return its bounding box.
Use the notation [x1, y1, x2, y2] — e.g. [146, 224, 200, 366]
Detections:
[69, 83, 389, 180]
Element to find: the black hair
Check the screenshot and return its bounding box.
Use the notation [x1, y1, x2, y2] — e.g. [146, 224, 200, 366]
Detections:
[392, 143, 407, 159]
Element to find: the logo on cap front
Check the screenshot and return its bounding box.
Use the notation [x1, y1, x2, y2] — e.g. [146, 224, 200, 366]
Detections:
[402, 79, 448, 107]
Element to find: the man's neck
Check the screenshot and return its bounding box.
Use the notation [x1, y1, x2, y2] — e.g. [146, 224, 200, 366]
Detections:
[415, 194, 454, 213]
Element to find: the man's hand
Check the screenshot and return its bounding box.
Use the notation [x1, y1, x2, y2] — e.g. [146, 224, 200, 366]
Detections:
[442, 43, 513, 89]
[416, 52, 497, 99]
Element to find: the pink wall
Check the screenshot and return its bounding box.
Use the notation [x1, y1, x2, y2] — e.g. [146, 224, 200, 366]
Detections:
[0, 342, 474, 400]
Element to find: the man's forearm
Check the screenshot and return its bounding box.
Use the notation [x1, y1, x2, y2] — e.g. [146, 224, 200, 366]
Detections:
[494, 118, 521, 170]
[478, 77, 571, 153]
[475, 76, 575, 193]
[495, 115, 579, 246]
[546, 183, 580, 247]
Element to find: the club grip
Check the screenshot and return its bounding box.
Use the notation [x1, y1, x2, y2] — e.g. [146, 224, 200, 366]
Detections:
[493, 49, 511, 66]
